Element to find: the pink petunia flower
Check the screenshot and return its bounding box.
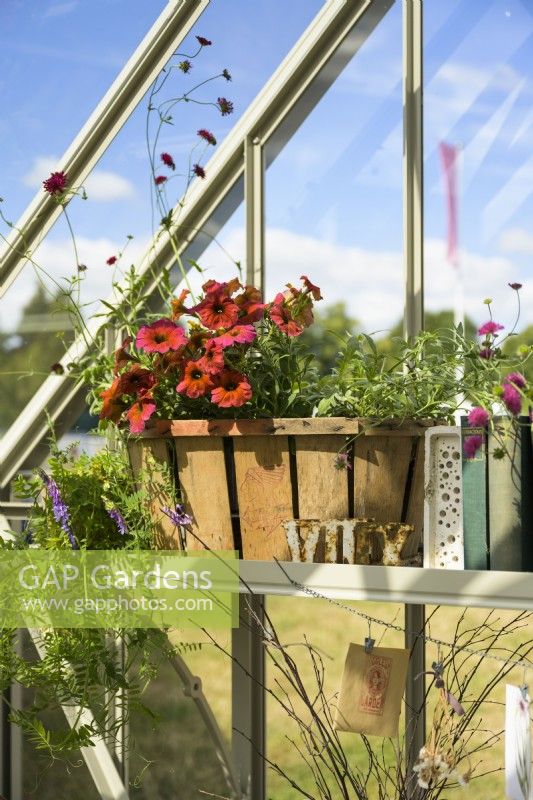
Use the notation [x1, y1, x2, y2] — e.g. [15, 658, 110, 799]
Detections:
[269, 292, 303, 336]
[467, 407, 490, 427]
[213, 324, 257, 348]
[197, 340, 225, 375]
[211, 370, 252, 408]
[464, 434, 483, 459]
[135, 319, 187, 353]
[502, 383, 521, 416]
[478, 321, 504, 336]
[126, 398, 157, 433]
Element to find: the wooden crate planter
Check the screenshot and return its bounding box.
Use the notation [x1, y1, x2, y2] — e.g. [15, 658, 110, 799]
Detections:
[127, 417, 434, 561]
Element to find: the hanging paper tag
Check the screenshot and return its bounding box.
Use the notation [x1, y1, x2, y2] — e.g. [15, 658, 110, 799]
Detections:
[505, 684, 532, 800]
[334, 643, 409, 737]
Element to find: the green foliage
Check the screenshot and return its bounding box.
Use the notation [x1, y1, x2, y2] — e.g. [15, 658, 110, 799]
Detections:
[299, 301, 359, 376]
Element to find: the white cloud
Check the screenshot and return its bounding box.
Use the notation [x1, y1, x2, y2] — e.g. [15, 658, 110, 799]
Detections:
[499, 228, 533, 256]
[43, 1, 78, 18]
[23, 156, 135, 202]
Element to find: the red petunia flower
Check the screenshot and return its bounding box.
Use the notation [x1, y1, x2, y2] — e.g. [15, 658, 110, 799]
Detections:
[43, 171, 67, 195]
[478, 320, 504, 336]
[161, 152, 175, 170]
[202, 277, 241, 296]
[116, 365, 156, 396]
[269, 292, 304, 336]
[171, 288, 191, 321]
[106, 255, 117, 266]
[100, 378, 128, 422]
[235, 285, 266, 323]
[176, 360, 214, 398]
[197, 339, 225, 374]
[135, 319, 187, 353]
[196, 35, 212, 46]
[211, 370, 252, 408]
[213, 324, 257, 348]
[154, 175, 167, 185]
[193, 163, 206, 179]
[125, 397, 157, 434]
[300, 275, 323, 301]
[194, 290, 239, 330]
[217, 97, 234, 116]
[197, 128, 217, 145]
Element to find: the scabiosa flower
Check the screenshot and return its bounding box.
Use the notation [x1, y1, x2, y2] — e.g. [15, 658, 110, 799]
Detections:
[107, 508, 127, 536]
[176, 360, 214, 398]
[197, 339, 225, 374]
[193, 163, 206, 179]
[43, 171, 68, 195]
[509, 282, 522, 290]
[502, 383, 521, 416]
[467, 406, 490, 427]
[504, 372, 527, 390]
[217, 97, 234, 116]
[463, 434, 484, 459]
[154, 175, 167, 185]
[162, 505, 192, 527]
[197, 128, 217, 145]
[125, 397, 157, 434]
[211, 369, 252, 408]
[269, 293, 304, 336]
[196, 35, 212, 46]
[135, 319, 187, 353]
[213, 324, 256, 348]
[222, 68, 232, 81]
[478, 320, 504, 336]
[38, 469, 78, 549]
[479, 347, 494, 359]
[194, 289, 239, 330]
[160, 152, 176, 170]
[178, 59, 192, 73]
[106, 255, 117, 266]
[50, 362, 65, 375]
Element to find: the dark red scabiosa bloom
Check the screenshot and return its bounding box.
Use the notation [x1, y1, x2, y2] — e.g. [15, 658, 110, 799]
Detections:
[125, 396, 157, 434]
[502, 383, 522, 416]
[509, 282, 522, 290]
[197, 339, 225, 375]
[161, 152, 176, 170]
[193, 163, 206, 179]
[213, 324, 256, 349]
[194, 289, 240, 330]
[176, 360, 214, 399]
[50, 362, 65, 375]
[269, 293, 304, 337]
[197, 128, 217, 145]
[178, 60, 192, 73]
[196, 35, 212, 46]
[467, 407, 490, 427]
[106, 255, 117, 266]
[211, 369, 252, 408]
[135, 319, 187, 354]
[154, 175, 167, 185]
[222, 68, 232, 81]
[217, 97, 234, 116]
[43, 171, 68, 195]
[116, 365, 156, 397]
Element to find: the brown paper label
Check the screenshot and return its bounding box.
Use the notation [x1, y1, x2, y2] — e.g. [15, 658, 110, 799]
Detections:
[334, 643, 409, 737]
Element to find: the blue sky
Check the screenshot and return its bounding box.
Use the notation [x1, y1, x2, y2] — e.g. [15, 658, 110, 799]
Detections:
[0, 0, 532, 345]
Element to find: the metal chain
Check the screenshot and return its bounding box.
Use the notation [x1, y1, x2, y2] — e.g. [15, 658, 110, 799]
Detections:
[288, 578, 533, 673]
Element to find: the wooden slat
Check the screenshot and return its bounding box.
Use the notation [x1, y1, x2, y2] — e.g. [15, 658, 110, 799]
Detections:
[403, 437, 425, 558]
[233, 436, 293, 560]
[127, 439, 180, 549]
[295, 434, 349, 518]
[173, 437, 234, 552]
[354, 435, 414, 523]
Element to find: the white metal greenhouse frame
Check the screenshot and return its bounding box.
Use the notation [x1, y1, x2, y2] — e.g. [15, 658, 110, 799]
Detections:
[0, 1, 526, 798]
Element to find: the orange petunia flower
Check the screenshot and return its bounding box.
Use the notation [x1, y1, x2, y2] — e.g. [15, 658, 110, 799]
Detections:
[176, 360, 214, 398]
[194, 289, 239, 330]
[211, 369, 252, 408]
[100, 377, 128, 422]
[197, 339, 225, 374]
[125, 396, 157, 434]
[171, 289, 191, 321]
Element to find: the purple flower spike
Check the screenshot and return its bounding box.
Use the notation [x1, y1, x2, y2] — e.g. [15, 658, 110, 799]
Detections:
[38, 469, 78, 549]
[107, 508, 128, 536]
[161, 505, 192, 527]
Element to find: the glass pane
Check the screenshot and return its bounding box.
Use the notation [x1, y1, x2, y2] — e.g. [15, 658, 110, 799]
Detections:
[424, 0, 533, 349]
[265, 0, 403, 338]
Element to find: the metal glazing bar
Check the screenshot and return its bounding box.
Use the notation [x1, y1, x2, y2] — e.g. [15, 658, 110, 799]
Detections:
[245, 137, 265, 294]
[0, 0, 210, 298]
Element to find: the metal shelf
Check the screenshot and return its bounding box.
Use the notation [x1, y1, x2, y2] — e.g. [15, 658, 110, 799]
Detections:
[237, 561, 533, 611]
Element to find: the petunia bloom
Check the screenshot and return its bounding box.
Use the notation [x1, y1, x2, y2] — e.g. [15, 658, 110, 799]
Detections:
[235, 285, 266, 323]
[193, 163, 206, 179]
[269, 292, 303, 336]
[478, 320, 504, 336]
[176, 360, 214, 398]
[504, 372, 527, 390]
[213, 324, 256, 348]
[116, 365, 156, 397]
[198, 128, 217, 145]
[300, 275, 323, 301]
[464, 434, 483, 459]
[171, 288, 191, 321]
[217, 97, 234, 116]
[125, 397, 157, 434]
[113, 336, 136, 375]
[100, 377, 128, 422]
[211, 370, 252, 408]
[194, 289, 239, 330]
[43, 171, 68, 195]
[197, 339, 225, 374]
[502, 383, 521, 416]
[467, 407, 490, 427]
[135, 319, 187, 353]
[161, 152, 175, 170]
[154, 175, 167, 185]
